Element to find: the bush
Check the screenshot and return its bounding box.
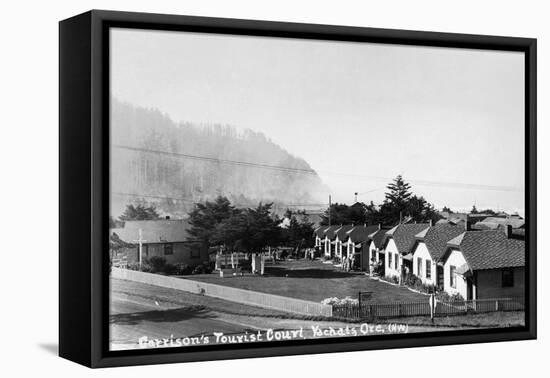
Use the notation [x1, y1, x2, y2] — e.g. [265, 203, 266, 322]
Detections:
[148, 256, 167, 273]
[436, 291, 464, 302]
[391, 275, 399, 284]
[173, 263, 193, 275]
[321, 296, 359, 306]
[163, 263, 178, 275]
[127, 261, 152, 273]
[192, 264, 213, 275]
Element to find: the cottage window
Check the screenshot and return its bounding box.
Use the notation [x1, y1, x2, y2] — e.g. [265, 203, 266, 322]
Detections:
[388, 253, 392, 268]
[450, 265, 456, 288]
[164, 243, 173, 255]
[502, 269, 514, 287]
[394, 254, 399, 270]
[426, 259, 432, 279]
[417, 258, 423, 277]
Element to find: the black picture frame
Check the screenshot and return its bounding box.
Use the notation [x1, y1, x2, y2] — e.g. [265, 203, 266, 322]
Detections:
[59, 9, 537, 368]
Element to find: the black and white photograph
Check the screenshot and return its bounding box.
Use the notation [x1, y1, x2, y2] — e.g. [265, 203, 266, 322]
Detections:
[107, 26, 528, 351]
[2, 0, 548, 375]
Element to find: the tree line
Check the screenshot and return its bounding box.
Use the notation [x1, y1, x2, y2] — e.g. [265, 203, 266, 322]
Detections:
[320, 175, 439, 226]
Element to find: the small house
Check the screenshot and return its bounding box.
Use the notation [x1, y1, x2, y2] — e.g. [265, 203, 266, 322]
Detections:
[367, 227, 389, 275]
[440, 227, 525, 300]
[383, 223, 430, 280]
[344, 224, 380, 270]
[322, 225, 341, 258]
[110, 219, 209, 267]
[313, 226, 329, 249]
[411, 223, 465, 287]
[333, 225, 354, 260]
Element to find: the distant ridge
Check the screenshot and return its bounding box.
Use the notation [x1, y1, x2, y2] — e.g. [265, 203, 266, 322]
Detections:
[110, 99, 328, 217]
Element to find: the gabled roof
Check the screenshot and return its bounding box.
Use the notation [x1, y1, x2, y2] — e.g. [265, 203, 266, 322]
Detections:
[111, 219, 192, 244]
[313, 225, 329, 238]
[444, 230, 525, 270]
[368, 228, 390, 248]
[414, 224, 465, 261]
[335, 225, 354, 240]
[384, 223, 430, 254]
[323, 225, 342, 240]
[346, 225, 380, 243]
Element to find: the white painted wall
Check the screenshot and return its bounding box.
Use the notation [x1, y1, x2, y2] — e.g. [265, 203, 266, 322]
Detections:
[412, 242, 437, 286]
[443, 249, 469, 298]
[384, 238, 401, 278]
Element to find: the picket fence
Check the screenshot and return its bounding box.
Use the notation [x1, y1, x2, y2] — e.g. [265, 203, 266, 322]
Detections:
[332, 297, 524, 320]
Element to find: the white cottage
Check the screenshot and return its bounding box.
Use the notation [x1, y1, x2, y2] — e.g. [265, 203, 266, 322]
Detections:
[367, 227, 388, 274]
[333, 225, 354, 260]
[440, 228, 525, 300]
[411, 224, 464, 288]
[344, 224, 380, 270]
[322, 225, 340, 258]
[383, 223, 430, 280]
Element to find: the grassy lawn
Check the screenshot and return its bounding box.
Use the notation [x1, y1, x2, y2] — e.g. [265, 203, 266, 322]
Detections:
[183, 259, 427, 304]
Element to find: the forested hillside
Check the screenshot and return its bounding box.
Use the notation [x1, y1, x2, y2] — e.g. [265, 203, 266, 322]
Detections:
[110, 99, 328, 217]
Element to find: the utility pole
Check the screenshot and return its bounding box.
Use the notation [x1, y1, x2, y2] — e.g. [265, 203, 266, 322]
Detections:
[133, 228, 147, 271]
[328, 194, 332, 226]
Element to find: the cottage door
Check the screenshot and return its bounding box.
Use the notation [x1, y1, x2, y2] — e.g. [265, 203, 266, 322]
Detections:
[436, 266, 444, 290]
[466, 279, 473, 300]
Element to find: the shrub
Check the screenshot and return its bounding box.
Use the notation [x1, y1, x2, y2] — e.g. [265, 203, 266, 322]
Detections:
[404, 273, 419, 287]
[163, 263, 178, 275]
[148, 256, 167, 273]
[173, 263, 193, 275]
[436, 291, 464, 302]
[127, 261, 152, 273]
[391, 275, 399, 284]
[321, 296, 359, 306]
[192, 264, 213, 275]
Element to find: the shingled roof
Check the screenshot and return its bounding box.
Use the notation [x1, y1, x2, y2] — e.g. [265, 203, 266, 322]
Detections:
[414, 224, 465, 261]
[111, 219, 192, 244]
[313, 225, 329, 238]
[335, 225, 354, 240]
[346, 225, 380, 243]
[369, 228, 389, 248]
[444, 230, 525, 270]
[384, 223, 430, 254]
[323, 225, 341, 240]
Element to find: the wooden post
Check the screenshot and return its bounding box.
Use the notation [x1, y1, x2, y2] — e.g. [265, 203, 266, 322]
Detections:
[429, 293, 435, 322]
[132, 228, 146, 271]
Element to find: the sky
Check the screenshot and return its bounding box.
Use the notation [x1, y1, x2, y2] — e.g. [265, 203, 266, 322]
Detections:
[110, 28, 525, 215]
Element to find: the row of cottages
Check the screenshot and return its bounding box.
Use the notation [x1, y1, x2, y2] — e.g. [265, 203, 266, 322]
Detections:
[313, 224, 380, 267]
[110, 219, 209, 266]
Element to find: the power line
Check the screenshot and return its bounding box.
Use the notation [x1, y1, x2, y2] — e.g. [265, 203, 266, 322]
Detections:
[113, 145, 317, 175]
[111, 191, 328, 208]
[113, 144, 523, 193]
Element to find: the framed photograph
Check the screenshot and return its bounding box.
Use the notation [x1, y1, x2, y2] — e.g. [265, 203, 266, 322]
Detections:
[59, 10, 536, 368]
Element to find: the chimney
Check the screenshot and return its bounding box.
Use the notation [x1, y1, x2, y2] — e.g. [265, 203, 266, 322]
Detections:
[429, 219, 433, 227]
[378, 223, 382, 230]
[504, 224, 512, 238]
[464, 215, 471, 231]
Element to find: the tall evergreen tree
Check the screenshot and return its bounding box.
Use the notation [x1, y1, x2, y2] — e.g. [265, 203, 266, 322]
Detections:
[384, 175, 412, 206]
[119, 203, 161, 221]
[188, 196, 236, 245]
